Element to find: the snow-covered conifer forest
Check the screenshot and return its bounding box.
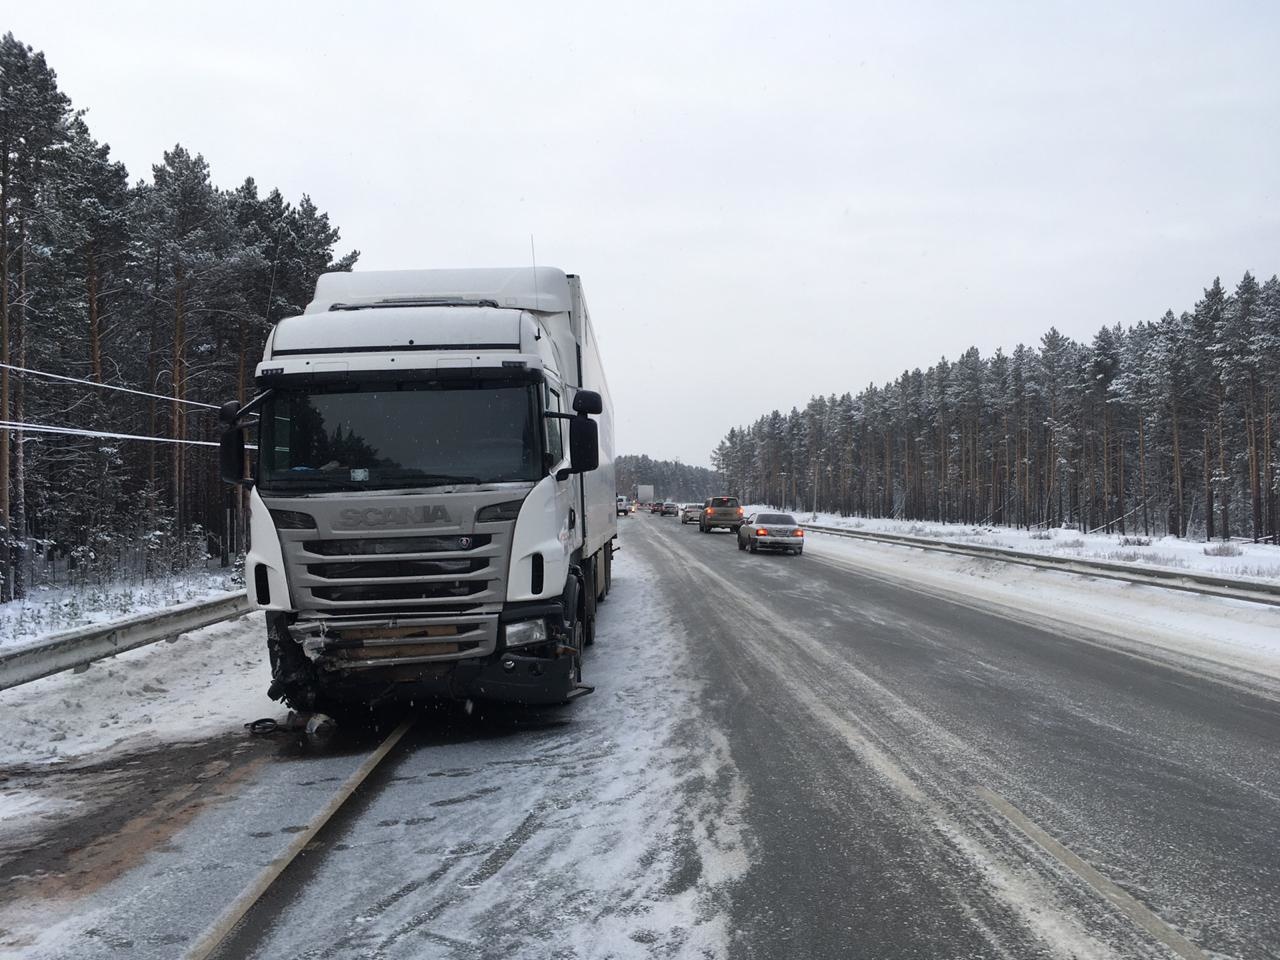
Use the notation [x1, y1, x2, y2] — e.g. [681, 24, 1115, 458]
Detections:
[614, 455, 720, 503]
[713, 277, 1280, 542]
[0, 33, 357, 604]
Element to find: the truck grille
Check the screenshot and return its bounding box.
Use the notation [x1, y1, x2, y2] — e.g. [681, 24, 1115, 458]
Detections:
[306, 559, 486, 579]
[279, 528, 510, 613]
[312, 580, 488, 603]
[302, 534, 491, 556]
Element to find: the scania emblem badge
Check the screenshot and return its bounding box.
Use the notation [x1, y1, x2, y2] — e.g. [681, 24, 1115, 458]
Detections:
[458, 536, 472, 549]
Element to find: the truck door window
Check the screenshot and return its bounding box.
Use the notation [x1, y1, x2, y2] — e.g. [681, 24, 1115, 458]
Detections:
[545, 384, 565, 466]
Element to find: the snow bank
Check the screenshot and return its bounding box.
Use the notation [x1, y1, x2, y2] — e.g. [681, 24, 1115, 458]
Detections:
[0, 568, 242, 653]
[745, 507, 1280, 583]
[0, 613, 276, 767]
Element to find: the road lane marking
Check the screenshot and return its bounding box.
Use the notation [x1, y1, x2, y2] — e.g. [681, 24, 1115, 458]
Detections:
[975, 786, 1210, 960]
[184, 716, 415, 960]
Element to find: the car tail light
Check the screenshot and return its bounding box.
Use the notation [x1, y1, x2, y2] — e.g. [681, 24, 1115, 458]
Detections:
[793, 529, 804, 537]
[737, 507, 744, 516]
[756, 528, 768, 536]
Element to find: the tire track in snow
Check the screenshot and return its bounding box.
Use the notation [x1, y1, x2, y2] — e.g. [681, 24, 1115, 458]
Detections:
[641, 521, 1187, 959]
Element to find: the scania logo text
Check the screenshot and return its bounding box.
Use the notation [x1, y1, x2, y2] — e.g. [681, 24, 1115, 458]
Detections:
[336, 506, 453, 528]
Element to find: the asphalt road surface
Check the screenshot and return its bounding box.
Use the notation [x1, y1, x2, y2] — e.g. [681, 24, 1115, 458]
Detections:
[6, 513, 1279, 959]
[632, 515, 1280, 960]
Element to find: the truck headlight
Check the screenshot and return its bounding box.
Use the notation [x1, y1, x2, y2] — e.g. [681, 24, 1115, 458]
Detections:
[270, 509, 316, 529]
[477, 500, 523, 523]
[504, 619, 548, 648]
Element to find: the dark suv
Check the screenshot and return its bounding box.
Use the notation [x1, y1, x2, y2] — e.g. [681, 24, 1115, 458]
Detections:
[699, 496, 743, 533]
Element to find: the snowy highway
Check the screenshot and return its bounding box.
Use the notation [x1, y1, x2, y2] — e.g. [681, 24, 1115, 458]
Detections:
[633, 514, 1280, 959]
[3, 513, 1280, 958]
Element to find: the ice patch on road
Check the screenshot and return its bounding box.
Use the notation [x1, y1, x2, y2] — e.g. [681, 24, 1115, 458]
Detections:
[0, 787, 79, 846]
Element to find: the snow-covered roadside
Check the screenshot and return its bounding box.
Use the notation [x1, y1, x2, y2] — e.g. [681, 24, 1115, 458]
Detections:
[805, 533, 1280, 690]
[0, 544, 752, 960]
[0, 613, 277, 846]
[0, 569, 243, 652]
[0, 613, 275, 767]
[744, 506, 1280, 583]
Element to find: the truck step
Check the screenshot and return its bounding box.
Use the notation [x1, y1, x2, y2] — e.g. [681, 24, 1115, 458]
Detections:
[564, 684, 595, 702]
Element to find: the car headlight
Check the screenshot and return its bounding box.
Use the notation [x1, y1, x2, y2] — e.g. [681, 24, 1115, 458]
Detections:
[504, 618, 548, 648]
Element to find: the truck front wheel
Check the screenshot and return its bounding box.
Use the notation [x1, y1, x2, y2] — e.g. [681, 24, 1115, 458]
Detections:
[569, 619, 584, 685]
[266, 614, 319, 711]
[581, 563, 597, 647]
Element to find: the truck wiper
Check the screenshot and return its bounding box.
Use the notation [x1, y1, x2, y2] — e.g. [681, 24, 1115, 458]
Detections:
[263, 478, 370, 492]
[384, 474, 484, 487]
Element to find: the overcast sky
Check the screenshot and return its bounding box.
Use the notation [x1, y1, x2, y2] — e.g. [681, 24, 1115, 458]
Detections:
[10, 1, 1280, 466]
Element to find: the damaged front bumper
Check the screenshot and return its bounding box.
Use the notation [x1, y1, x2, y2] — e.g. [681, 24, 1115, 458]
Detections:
[276, 600, 578, 706]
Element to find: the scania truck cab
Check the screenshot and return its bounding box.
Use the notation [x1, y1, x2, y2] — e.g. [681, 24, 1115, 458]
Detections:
[220, 267, 615, 714]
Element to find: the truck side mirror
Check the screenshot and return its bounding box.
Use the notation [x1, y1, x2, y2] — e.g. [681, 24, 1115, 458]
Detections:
[572, 390, 603, 416]
[568, 417, 599, 474]
[219, 400, 242, 426]
[220, 428, 249, 485]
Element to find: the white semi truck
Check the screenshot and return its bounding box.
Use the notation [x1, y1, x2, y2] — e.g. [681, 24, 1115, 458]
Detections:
[220, 267, 615, 713]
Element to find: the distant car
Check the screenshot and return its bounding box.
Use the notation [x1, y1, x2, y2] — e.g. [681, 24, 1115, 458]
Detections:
[649, 501, 662, 514]
[616, 496, 629, 517]
[699, 496, 743, 533]
[661, 501, 679, 516]
[679, 503, 702, 524]
[738, 512, 805, 555]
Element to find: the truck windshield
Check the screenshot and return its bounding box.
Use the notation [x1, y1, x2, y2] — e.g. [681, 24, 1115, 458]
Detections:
[258, 381, 542, 491]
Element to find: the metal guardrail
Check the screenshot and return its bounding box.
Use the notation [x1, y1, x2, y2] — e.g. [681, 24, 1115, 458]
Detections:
[805, 525, 1280, 607]
[0, 591, 252, 692]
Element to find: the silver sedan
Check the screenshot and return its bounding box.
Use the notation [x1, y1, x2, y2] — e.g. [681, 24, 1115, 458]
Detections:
[737, 512, 805, 555]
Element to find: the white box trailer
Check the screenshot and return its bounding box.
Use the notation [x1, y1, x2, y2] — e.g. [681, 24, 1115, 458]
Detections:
[220, 267, 615, 712]
[636, 484, 655, 504]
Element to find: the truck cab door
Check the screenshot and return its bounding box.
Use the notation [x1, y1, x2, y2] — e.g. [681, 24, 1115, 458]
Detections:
[546, 380, 583, 552]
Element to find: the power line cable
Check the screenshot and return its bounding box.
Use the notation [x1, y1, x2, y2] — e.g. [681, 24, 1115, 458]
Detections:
[0, 421, 255, 450]
[0, 362, 220, 410]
